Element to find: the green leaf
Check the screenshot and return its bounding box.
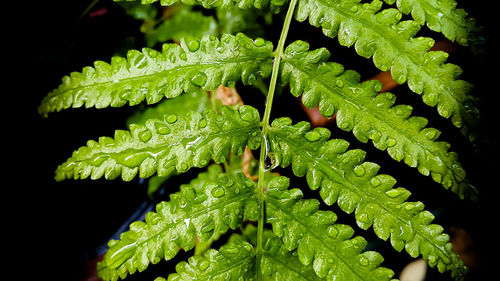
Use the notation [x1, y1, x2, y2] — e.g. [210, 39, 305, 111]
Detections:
[114, 0, 289, 10]
[265, 175, 396, 281]
[231, 224, 329, 281]
[384, 0, 477, 45]
[294, 0, 478, 139]
[126, 90, 211, 126]
[145, 5, 218, 47]
[166, 240, 256, 280]
[268, 117, 468, 280]
[97, 164, 259, 281]
[281, 40, 476, 199]
[55, 105, 261, 182]
[38, 33, 273, 116]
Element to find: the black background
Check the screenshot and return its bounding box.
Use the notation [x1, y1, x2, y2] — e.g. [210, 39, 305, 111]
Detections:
[14, 0, 500, 280]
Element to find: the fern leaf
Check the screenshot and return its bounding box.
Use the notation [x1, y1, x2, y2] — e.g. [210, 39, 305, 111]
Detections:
[145, 5, 218, 47]
[165, 240, 256, 281]
[265, 175, 396, 281]
[268, 117, 468, 279]
[126, 90, 211, 126]
[114, 0, 287, 10]
[97, 164, 259, 281]
[384, 0, 476, 45]
[38, 33, 273, 116]
[281, 40, 474, 199]
[294, 0, 478, 136]
[55, 105, 261, 181]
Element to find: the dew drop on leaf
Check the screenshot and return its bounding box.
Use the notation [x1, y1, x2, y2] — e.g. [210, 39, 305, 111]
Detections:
[370, 177, 381, 187]
[254, 38, 266, 47]
[359, 257, 370, 266]
[139, 130, 152, 142]
[304, 131, 321, 142]
[186, 38, 200, 52]
[191, 72, 208, 87]
[353, 165, 365, 176]
[211, 186, 225, 198]
[166, 114, 177, 124]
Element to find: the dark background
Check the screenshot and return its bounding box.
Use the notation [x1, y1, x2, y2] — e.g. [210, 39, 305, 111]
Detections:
[16, 0, 499, 280]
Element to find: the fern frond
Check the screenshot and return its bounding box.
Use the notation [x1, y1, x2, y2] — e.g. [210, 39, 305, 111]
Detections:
[55, 105, 261, 181]
[281, 40, 474, 199]
[97, 164, 259, 281]
[268, 117, 468, 279]
[114, 0, 288, 10]
[294, 0, 478, 137]
[384, 0, 476, 45]
[38, 33, 272, 116]
[165, 240, 256, 281]
[265, 175, 396, 281]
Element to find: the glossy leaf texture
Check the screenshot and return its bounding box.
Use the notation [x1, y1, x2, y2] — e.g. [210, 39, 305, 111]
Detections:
[164, 227, 326, 281]
[126, 90, 211, 126]
[114, 0, 289, 10]
[268, 118, 468, 280]
[280, 40, 475, 200]
[383, 0, 477, 45]
[55, 105, 261, 182]
[265, 175, 396, 281]
[144, 5, 218, 47]
[97, 164, 259, 281]
[294, 0, 478, 141]
[38, 33, 273, 116]
[162, 240, 256, 281]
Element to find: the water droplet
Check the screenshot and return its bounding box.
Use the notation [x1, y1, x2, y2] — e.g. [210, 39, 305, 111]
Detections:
[350, 6, 358, 12]
[304, 131, 321, 142]
[385, 189, 401, 198]
[198, 259, 210, 270]
[370, 177, 381, 187]
[327, 225, 338, 238]
[179, 163, 188, 172]
[380, 64, 389, 71]
[179, 52, 187, 61]
[254, 38, 266, 47]
[186, 38, 200, 52]
[328, 258, 334, 263]
[191, 72, 208, 87]
[338, 121, 349, 130]
[243, 243, 253, 252]
[353, 165, 365, 176]
[155, 123, 170, 134]
[234, 186, 240, 194]
[166, 114, 177, 124]
[359, 257, 369, 266]
[373, 82, 382, 92]
[386, 138, 397, 147]
[199, 159, 208, 166]
[139, 130, 152, 142]
[336, 79, 344, 88]
[211, 186, 225, 198]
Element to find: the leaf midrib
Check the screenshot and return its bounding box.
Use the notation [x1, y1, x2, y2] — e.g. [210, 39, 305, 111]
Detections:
[52, 55, 272, 97]
[283, 58, 460, 179]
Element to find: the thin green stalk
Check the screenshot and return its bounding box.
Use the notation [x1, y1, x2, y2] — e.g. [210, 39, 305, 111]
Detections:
[255, 0, 298, 278]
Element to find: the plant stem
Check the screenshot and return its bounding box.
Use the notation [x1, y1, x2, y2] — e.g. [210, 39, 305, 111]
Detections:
[255, 0, 298, 278]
